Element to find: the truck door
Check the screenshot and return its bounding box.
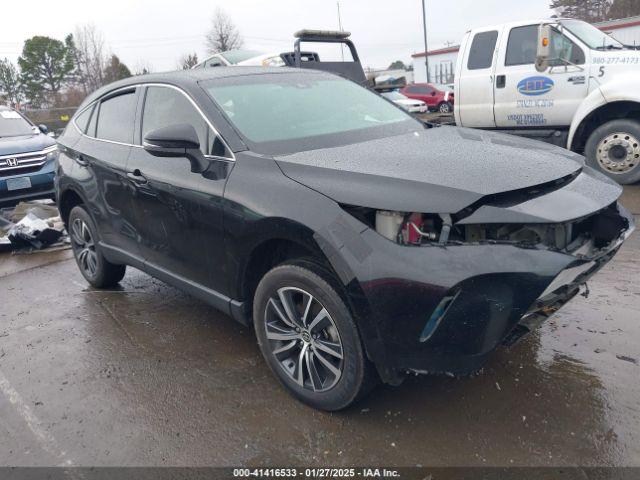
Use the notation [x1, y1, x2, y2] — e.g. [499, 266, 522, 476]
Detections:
[493, 25, 589, 129]
[456, 28, 500, 128]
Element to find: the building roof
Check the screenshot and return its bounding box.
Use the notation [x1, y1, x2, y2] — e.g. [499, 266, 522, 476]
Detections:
[411, 46, 460, 59]
[596, 15, 640, 31]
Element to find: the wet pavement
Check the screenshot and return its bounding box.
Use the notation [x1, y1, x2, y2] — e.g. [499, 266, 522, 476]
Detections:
[1, 195, 639, 468]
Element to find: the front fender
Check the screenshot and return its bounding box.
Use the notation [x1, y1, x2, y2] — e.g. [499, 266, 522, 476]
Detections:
[569, 73, 640, 149]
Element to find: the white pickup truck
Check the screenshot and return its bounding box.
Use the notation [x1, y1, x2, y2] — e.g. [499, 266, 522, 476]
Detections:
[455, 18, 640, 184]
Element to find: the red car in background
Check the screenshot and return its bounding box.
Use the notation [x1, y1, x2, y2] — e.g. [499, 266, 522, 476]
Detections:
[400, 83, 454, 114]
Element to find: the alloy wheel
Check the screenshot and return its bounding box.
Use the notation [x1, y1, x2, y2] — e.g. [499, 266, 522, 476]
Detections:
[596, 132, 640, 174]
[264, 287, 344, 392]
[439, 103, 451, 114]
[71, 218, 98, 277]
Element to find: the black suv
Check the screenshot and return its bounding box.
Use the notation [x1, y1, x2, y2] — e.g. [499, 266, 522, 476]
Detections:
[56, 68, 633, 410]
[1, 106, 58, 205]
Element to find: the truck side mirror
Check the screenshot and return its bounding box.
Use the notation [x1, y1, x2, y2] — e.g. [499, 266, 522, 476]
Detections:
[535, 24, 551, 72]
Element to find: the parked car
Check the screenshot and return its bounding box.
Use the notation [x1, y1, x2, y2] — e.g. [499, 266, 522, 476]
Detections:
[194, 49, 286, 68]
[381, 91, 428, 113]
[56, 68, 633, 411]
[0, 106, 58, 206]
[401, 83, 454, 113]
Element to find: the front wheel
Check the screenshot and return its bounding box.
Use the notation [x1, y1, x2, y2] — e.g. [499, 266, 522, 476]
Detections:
[585, 119, 640, 185]
[253, 263, 376, 411]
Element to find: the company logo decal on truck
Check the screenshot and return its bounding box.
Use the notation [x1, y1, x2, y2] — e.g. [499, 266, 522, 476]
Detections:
[517, 76, 554, 96]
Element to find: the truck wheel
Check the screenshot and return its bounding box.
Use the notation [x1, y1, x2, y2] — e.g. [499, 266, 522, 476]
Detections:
[253, 262, 377, 411]
[438, 102, 452, 114]
[585, 119, 640, 184]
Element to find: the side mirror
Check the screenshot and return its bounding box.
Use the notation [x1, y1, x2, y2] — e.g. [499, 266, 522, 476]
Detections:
[535, 24, 552, 72]
[431, 91, 436, 96]
[143, 124, 208, 174]
[38, 124, 48, 134]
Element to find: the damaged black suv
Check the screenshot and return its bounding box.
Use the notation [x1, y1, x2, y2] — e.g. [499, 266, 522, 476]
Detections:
[55, 68, 634, 411]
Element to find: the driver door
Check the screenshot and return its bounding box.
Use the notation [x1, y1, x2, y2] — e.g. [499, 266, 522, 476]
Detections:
[494, 24, 589, 128]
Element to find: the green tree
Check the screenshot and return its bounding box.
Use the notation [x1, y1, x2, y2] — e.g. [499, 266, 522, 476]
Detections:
[550, 0, 612, 21]
[388, 60, 407, 70]
[18, 35, 75, 107]
[608, 0, 640, 18]
[103, 55, 132, 83]
[0, 58, 22, 106]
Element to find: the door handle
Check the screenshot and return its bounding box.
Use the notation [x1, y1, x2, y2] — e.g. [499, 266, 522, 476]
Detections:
[127, 169, 147, 185]
[496, 75, 506, 89]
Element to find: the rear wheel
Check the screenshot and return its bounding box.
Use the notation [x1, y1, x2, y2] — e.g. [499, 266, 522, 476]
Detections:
[438, 101, 452, 114]
[68, 206, 126, 288]
[585, 119, 640, 184]
[253, 263, 376, 411]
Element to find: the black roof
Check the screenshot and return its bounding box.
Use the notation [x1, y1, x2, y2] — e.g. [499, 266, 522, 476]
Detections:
[80, 66, 323, 110]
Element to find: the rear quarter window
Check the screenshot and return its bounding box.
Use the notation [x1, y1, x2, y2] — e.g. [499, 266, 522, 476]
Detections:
[467, 31, 498, 70]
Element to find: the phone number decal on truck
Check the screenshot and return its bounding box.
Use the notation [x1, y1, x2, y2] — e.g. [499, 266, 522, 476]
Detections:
[507, 113, 547, 126]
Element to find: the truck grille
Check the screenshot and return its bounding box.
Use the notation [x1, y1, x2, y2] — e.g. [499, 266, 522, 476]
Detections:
[0, 150, 48, 178]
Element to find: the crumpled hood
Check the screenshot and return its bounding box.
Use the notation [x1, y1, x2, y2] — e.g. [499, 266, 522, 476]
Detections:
[276, 126, 584, 213]
[0, 134, 55, 156]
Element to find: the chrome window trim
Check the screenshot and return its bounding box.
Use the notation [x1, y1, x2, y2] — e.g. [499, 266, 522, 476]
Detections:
[72, 82, 235, 162]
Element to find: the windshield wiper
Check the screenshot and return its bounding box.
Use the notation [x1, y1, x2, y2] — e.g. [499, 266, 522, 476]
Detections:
[595, 44, 623, 50]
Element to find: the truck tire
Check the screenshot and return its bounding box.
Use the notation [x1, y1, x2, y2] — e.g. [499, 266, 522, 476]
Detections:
[253, 262, 377, 411]
[585, 119, 640, 185]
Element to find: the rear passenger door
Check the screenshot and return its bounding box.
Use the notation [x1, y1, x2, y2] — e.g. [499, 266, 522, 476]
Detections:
[73, 88, 142, 256]
[456, 29, 500, 127]
[127, 85, 234, 294]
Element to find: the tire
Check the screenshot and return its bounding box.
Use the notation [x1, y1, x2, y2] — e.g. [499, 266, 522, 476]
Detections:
[585, 119, 640, 185]
[438, 102, 452, 114]
[68, 205, 126, 288]
[253, 262, 377, 411]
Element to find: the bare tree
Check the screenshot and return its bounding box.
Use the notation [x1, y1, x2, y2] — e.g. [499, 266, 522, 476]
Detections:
[71, 24, 108, 94]
[133, 60, 153, 76]
[179, 53, 199, 70]
[205, 7, 243, 54]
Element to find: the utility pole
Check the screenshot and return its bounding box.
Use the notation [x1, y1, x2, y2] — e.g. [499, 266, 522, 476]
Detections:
[421, 0, 430, 83]
[337, 1, 345, 61]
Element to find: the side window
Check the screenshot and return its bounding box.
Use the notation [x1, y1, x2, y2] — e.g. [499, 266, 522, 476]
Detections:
[506, 25, 585, 67]
[74, 105, 94, 133]
[467, 31, 498, 70]
[550, 29, 585, 65]
[95, 91, 137, 143]
[142, 86, 230, 158]
[505, 26, 538, 66]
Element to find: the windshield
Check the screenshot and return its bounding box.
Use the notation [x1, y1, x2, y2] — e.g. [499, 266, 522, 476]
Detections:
[204, 73, 419, 154]
[0, 110, 36, 138]
[220, 49, 265, 64]
[381, 91, 407, 100]
[560, 19, 623, 49]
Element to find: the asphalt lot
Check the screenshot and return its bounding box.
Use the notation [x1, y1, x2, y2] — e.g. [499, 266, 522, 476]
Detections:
[0, 186, 639, 467]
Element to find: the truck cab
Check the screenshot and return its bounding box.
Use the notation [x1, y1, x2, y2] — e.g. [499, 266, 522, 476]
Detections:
[456, 19, 640, 184]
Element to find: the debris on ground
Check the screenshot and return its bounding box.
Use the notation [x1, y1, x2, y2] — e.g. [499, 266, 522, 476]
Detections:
[0, 200, 69, 253]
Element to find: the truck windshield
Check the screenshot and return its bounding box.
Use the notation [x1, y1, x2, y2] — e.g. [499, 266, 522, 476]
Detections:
[560, 19, 624, 49]
[0, 110, 36, 138]
[203, 72, 419, 155]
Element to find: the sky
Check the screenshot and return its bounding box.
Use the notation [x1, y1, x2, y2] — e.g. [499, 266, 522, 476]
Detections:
[1, 0, 555, 72]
